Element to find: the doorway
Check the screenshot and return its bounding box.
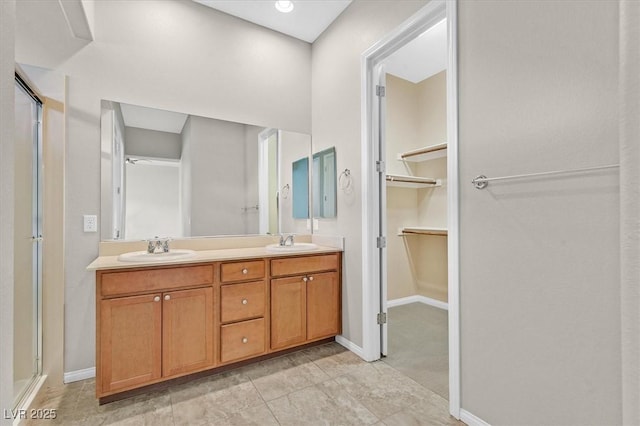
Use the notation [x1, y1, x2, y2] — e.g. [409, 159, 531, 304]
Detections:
[13, 74, 43, 409]
[259, 128, 280, 235]
[360, 0, 460, 418]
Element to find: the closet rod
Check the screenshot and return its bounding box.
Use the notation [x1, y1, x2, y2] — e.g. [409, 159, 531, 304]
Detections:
[472, 164, 619, 190]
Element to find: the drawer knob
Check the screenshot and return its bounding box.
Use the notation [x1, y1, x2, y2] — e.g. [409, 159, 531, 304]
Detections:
[242, 268, 248, 275]
[308, 276, 314, 281]
[154, 296, 160, 302]
[302, 277, 308, 282]
[242, 337, 248, 344]
[164, 295, 171, 301]
[242, 299, 248, 305]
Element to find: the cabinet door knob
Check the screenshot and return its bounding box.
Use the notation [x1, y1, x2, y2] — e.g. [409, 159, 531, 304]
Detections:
[302, 277, 308, 282]
[308, 276, 314, 281]
[164, 294, 171, 301]
[242, 299, 248, 305]
[242, 337, 248, 344]
[154, 296, 160, 302]
[242, 268, 248, 274]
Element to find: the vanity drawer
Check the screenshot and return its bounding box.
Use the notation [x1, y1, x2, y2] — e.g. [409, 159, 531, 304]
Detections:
[220, 281, 265, 323]
[220, 318, 265, 363]
[220, 260, 265, 283]
[100, 265, 214, 297]
[270, 254, 339, 277]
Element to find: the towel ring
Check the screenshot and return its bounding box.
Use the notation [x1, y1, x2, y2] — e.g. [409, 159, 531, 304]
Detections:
[281, 184, 290, 199]
[339, 169, 352, 191]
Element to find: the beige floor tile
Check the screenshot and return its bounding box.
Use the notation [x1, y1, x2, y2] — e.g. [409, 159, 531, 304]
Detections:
[26, 340, 461, 426]
[243, 351, 331, 401]
[307, 344, 372, 378]
[332, 360, 438, 419]
[381, 395, 464, 426]
[206, 403, 280, 426]
[267, 381, 379, 425]
[171, 371, 265, 426]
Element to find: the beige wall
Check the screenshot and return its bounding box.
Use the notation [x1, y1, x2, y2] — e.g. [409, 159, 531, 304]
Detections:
[385, 187, 419, 300]
[458, 1, 621, 424]
[312, 0, 428, 347]
[42, 97, 65, 387]
[385, 72, 447, 302]
[15, 0, 312, 375]
[1, 0, 15, 419]
[620, 1, 640, 424]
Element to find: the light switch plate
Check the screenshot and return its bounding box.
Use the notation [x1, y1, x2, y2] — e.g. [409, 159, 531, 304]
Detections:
[313, 218, 319, 231]
[83, 215, 97, 233]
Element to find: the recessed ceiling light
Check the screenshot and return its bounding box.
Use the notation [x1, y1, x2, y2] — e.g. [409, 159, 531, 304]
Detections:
[275, 0, 294, 13]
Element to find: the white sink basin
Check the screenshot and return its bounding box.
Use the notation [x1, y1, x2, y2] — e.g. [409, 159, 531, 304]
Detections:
[265, 243, 318, 252]
[117, 249, 196, 263]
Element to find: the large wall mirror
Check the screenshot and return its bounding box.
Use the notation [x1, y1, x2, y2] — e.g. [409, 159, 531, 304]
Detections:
[100, 100, 311, 241]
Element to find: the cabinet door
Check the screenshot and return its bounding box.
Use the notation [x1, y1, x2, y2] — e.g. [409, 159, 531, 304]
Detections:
[162, 287, 214, 377]
[100, 294, 162, 394]
[271, 276, 306, 350]
[307, 271, 341, 341]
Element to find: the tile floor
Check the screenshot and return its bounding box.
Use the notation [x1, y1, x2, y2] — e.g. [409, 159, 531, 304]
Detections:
[383, 303, 449, 399]
[24, 343, 463, 425]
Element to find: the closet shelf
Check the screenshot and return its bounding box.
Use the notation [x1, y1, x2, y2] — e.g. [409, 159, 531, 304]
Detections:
[386, 174, 440, 188]
[398, 142, 447, 162]
[398, 227, 448, 236]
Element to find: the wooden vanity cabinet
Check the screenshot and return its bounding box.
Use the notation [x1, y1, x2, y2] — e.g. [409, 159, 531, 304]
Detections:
[96, 251, 341, 401]
[270, 254, 341, 350]
[218, 260, 268, 365]
[99, 293, 162, 394]
[162, 287, 214, 377]
[97, 264, 215, 397]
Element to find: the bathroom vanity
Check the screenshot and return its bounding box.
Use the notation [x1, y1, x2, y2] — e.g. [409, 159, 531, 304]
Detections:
[89, 244, 341, 403]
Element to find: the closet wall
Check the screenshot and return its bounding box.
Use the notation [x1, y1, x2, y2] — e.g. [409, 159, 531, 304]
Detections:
[386, 71, 448, 302]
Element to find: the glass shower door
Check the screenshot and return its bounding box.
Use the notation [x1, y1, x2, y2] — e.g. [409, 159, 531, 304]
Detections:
[13, 79, 42, 408]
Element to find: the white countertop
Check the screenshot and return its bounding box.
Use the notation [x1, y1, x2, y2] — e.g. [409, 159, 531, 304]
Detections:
[87, 245, 342, 271]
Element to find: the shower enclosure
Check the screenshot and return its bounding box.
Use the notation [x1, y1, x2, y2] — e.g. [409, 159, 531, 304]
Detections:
[13, 75, 43, 408]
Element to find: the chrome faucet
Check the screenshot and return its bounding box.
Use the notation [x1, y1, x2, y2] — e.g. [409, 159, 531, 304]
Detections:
[279, 234, 295, 247]
[147, 237, 170, 254]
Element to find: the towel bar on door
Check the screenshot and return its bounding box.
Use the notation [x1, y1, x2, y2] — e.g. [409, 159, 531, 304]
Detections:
[472, 164, 619, 189]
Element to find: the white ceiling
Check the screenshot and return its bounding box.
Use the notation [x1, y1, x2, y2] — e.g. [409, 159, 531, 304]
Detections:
[193, 0, 352, 43]
[120, 103, 189, 134]
[384, 18, 447, 84]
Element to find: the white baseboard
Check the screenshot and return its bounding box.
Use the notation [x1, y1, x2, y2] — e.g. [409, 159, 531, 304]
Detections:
[387, 294, 448, 310]
[63, 367, 95, 383]
[460, 409, 491, 426]
[335, 335, 368, 360]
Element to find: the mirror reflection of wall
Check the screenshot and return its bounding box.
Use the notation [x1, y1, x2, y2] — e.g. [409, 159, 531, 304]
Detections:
[100, 100, 312, 240]
[313, 147, 337, 219]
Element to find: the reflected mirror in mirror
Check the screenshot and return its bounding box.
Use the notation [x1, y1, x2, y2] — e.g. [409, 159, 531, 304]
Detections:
[100, 100, 311, 240]
[312, 147, 337, 218]
[292, 157, 309, 219]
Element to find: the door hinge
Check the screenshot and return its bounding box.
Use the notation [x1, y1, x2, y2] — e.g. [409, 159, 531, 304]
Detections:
[377, 312, 387, 325]
[376, 236, 386, 248]
[376, 85, 386, 97]
[376, 160, 385, 173]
